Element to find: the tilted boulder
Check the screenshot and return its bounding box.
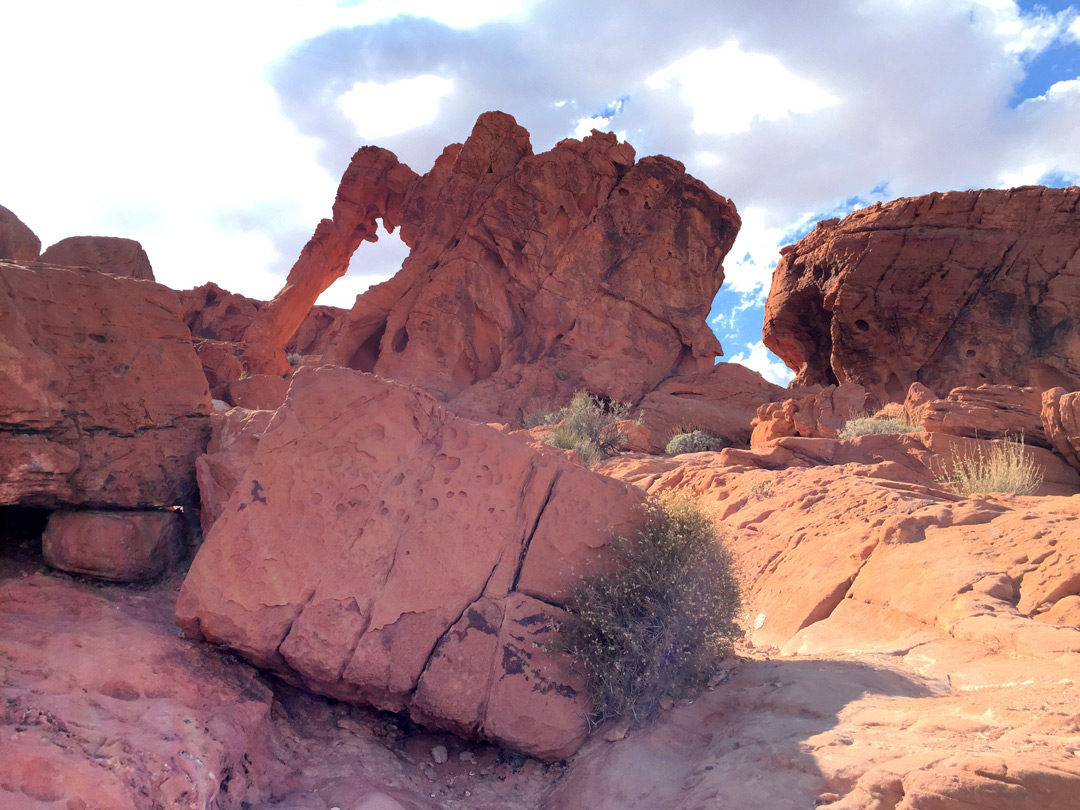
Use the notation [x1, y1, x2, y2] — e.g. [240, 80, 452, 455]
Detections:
[0, 261, 211, 507]
[764, 187, 1080, 402]
[40, 235, 155, 281]
[0, 203, 40, 260]
[176, 366, 644, 759]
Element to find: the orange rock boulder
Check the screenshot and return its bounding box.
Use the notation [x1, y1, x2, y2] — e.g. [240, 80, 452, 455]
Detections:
[40, 235, 155, 280]
[0, 261, 211, 508]
[764, 187, 1080, 402]
[176, 366, 644, 759]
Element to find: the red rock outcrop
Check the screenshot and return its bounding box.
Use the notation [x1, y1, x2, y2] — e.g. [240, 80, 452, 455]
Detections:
[630, 362, 787, 452]
[922, 384, 1048, 446]
[239, 112, 738, 422]
[0, 261, 211, 508]
[750, 382, 875, 445]
[1042, 387, 1080, 473]
[764, 187, 1080, 402]
[177, 282, 348, 399]
[176, 365, 644, 759]
[0, 203, 40, 260]
[40, 235, 155, 280]
[42, 509, 185, 581]
[241, 148, 419, 376]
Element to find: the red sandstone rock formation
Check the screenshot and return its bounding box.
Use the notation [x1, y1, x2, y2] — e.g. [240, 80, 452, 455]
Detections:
[750, 382, 875, 445]
[0, 203, 40, 260]
[0, 261, 211, 508]
[764, 187, 1080, 402]
[631, 362, 787, 452]
[238, 112, 739, 421]
[195, 406, 275, 535]
[1042, 387, 1080, 473]
[40, 235, 155, 280]
[922, 384, 1048, 446]
[42, 510, 184, 581]
[241, 148, 419, 376]
[177, 366, 644, 759]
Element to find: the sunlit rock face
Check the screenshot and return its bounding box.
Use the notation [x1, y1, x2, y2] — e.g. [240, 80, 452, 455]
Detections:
[764, 186, 1080, 403]
[240, 111, 741, 424]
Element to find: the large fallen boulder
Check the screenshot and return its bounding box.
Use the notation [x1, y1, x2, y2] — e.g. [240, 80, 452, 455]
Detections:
[764, 187, 1080, 402]
[176, 365, 644, 759]
[0, 261, 212, 507]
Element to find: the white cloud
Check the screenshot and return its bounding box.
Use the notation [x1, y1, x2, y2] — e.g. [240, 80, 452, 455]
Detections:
[725, 341, 795, 387]
[339, 75, 455, 139]
[646, 42, 837, 136]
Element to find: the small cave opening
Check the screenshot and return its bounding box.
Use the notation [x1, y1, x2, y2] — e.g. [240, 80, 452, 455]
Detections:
[392, 326, 410, 354]
[854, 319, 870, 333]
[347, 323, 387, 373]
[0, 506, 51, 580]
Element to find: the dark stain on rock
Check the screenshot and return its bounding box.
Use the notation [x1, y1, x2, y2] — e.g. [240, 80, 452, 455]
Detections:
[251, 480, 267, 504]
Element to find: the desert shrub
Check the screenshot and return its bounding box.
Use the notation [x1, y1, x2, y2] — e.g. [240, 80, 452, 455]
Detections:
[557, 492, 742, 725]
[666, 429, 724, 455]
[287, 353, 302, 367]
[937, 434, 1043, 496]
[838, 412, 922, 439]
[542, 391, 630, 468]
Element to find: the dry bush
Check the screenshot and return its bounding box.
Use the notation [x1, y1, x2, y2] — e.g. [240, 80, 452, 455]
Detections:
[541, 391, 630, 468]
[665, 429, 725, 455]
[838, 410, 922, 439]
[556, 492, 742, 726]
[937, 434, 1043, 496]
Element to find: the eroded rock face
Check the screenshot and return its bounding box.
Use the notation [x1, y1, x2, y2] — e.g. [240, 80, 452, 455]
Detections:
[0, 261, 211, 507]
[176, 366, 644, 759]
[40, 235, 154, 280]
[922, 384, 1047, 446]
[632, 362, 786, 452]
[195, 407, 275, 535]
[0, 203, 40, 260]
[750, 382, 874, 445]
[1042, 387, 1080, 473]
[764, 187, 1080, 402]
[241, 148, 419, 376]
[242, 112, 738, 421]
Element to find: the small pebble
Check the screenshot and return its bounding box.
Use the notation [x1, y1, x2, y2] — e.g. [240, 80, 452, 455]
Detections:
[459, 750, 475, 761]
[431, 744, 449, 764]
[816, 793, 841, 805]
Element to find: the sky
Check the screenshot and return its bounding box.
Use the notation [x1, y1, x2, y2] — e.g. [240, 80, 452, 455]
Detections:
[4, 0, 1080, 385]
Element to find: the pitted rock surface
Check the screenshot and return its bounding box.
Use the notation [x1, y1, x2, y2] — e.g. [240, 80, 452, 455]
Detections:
[177, 365, 644, 760]
[764, 187, 1080, 402]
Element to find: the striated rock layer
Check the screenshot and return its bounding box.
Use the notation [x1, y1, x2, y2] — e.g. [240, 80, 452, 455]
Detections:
[177, 366, 644, 760]
[764, 186, 1080, 402]
[0, 261, 211, 507]
[240, 112, 740, 423]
